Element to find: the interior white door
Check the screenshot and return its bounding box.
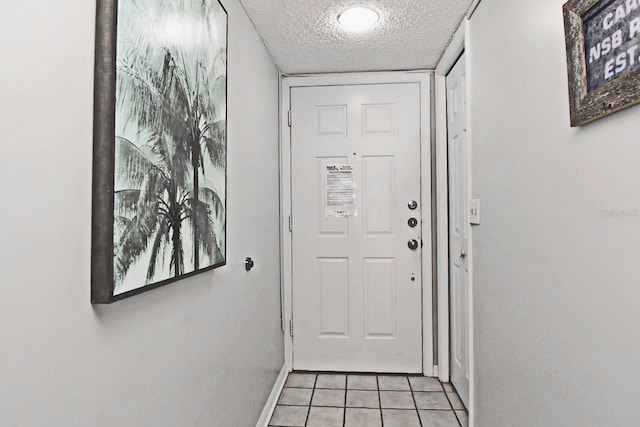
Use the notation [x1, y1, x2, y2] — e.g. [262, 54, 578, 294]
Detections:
[290, 83, 423, 373]
[447, 54, 470, 408]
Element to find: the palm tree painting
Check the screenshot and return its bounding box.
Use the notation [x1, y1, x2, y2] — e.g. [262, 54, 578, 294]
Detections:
[112, 0, 227, 295]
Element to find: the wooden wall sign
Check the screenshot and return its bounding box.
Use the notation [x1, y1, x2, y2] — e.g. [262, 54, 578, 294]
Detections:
[563, 0, 640, 126]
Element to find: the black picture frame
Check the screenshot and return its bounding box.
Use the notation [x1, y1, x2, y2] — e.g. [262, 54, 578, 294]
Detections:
[563, 0, 640, 126]
[92, 0, 228, 303]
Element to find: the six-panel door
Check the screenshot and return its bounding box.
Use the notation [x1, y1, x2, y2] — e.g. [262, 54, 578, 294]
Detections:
[447, 54, 470, 408]
[291, 83, 423, 373]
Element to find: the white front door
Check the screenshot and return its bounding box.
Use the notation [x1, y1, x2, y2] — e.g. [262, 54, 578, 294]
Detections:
[290, 83, 423, 373]
[447, 54, 470, 408]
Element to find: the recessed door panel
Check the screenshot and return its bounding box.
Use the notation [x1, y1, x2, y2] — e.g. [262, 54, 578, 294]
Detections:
[317, 105, 348, 136]
[363, 156, 395, 236]
[364, 258, 396, 338]
[363, 104, 394, 135]
[318, 258, 349, 337]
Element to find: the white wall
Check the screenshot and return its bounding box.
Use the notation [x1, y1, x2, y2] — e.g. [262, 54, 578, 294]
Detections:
[0, 0, 282, 426]
[468, 0, 640, 425]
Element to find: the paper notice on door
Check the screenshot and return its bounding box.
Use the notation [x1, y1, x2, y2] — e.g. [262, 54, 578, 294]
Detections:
[325, 164, 357, 217]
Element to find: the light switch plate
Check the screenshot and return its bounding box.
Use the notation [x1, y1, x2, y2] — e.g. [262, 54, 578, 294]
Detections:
[469, 199, 480, 225]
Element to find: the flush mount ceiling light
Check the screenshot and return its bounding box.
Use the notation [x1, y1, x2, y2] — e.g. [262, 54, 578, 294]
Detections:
[338, 6, 380, 32]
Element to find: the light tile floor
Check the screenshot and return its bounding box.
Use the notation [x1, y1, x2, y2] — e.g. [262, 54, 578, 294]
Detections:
[269, 372, 468, 427]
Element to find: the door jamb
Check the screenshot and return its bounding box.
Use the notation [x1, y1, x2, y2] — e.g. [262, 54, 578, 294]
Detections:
[435, 17, 475, 425]
[279, 71, 434, 375]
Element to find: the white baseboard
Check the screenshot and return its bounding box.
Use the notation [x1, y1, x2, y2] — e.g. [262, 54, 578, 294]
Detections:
[255, 365, 288, 427]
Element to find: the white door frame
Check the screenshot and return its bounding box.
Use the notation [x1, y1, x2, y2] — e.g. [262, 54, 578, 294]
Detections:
[279, 71, 434, 375]
[435, 17, 475, 425]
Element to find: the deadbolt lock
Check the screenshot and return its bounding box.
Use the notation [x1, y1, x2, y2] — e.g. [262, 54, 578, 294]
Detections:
[408, 218, 418, 228]
[408, 200, 418, 210]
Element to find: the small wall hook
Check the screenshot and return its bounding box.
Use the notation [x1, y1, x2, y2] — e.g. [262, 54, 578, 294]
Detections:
[245, 257, 255, 271]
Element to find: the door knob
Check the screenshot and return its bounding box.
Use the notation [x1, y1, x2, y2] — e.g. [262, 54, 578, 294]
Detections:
[408, 239, 419, 250]
[408, 200, 418, 210]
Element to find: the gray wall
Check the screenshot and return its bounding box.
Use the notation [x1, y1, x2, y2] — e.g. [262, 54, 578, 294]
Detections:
[468, 0, 640, 425]
[0, 0, 283, 426]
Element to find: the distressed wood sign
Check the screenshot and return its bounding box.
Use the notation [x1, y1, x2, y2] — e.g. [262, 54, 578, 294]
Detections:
[563, 0, 640, 126]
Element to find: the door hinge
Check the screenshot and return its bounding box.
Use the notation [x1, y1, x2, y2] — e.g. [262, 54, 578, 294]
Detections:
[289, 215, 293, 232]
[289, 319, 294, 338]
[287, 110, 292, 127]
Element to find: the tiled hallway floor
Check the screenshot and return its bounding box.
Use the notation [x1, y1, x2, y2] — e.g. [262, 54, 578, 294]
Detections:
[269, 372, 468, 427]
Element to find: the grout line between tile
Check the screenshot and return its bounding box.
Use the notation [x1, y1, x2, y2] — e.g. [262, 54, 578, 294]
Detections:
[303, 375, 318, 427]
[445, 390, 456, 410]
[376, 375, 383, 427]
[342, 377, 347, 427]
[408, 376, 423, 427]
[452, 406, 464, 427]
[445, 387, 465, 427]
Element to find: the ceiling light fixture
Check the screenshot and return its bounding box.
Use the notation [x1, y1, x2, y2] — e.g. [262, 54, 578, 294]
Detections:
[338, 6, 380, 32]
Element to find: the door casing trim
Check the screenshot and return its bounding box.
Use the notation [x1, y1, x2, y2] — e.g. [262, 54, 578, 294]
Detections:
[279, 71, 434, 375]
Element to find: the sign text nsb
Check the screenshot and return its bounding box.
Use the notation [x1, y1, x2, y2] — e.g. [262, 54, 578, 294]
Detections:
[583, 0, 640, 92]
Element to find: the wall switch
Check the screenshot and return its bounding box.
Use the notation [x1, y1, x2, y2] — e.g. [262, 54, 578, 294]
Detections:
[469, 199, 480, 225]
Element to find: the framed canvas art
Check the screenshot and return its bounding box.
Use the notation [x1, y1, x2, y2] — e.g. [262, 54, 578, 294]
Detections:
[92, 0, 227, 303]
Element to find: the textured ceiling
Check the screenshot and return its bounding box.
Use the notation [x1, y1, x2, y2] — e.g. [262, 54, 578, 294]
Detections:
[237, 0, 475, 74]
